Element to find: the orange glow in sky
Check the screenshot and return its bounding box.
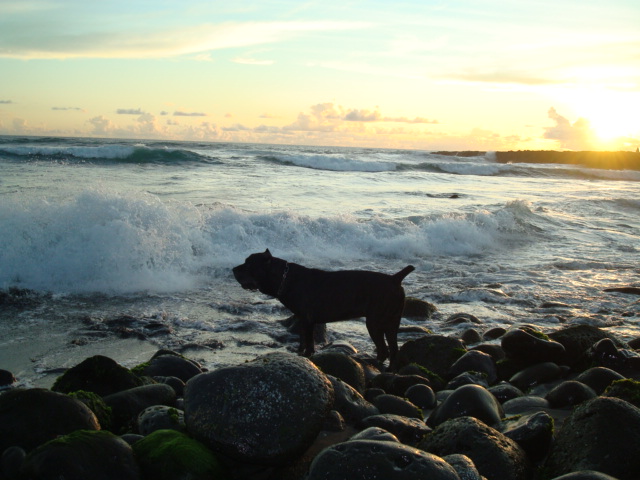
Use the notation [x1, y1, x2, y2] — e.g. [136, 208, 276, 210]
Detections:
[0, 1, 639, 151]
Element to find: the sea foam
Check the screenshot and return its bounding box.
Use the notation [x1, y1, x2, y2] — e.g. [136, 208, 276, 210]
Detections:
[0, 190, 543, 294]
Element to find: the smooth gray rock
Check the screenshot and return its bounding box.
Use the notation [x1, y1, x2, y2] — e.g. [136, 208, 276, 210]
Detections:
[184, 352, 334, 465]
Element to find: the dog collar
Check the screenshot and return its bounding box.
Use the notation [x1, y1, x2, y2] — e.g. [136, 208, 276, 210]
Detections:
[277, 262, 290, 297]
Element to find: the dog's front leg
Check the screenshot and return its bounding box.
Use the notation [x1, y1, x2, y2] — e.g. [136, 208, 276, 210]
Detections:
[298, 318, 316, 357]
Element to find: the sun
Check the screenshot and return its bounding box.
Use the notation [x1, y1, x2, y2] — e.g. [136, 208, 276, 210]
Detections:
[576, 89, 640, 147]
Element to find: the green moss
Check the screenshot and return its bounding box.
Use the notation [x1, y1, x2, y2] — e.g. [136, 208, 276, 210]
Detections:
[409, 363, 445, 386]
[603, 379, 640, 408]
[68, 390, 113, 431]
[130, 362, 150, 377]
[133, 429, 228, 480]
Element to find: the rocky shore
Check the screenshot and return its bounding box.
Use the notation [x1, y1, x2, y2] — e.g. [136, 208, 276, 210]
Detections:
[3, 312, 640, 479]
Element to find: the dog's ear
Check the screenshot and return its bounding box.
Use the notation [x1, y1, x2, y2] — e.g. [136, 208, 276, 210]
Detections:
[264, 248, 272, 257]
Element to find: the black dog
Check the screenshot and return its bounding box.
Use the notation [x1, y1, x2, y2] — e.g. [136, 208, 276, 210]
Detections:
[232, 249, 414, 368]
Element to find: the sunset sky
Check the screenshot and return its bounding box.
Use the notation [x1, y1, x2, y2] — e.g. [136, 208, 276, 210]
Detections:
[1, 0, 639, 151]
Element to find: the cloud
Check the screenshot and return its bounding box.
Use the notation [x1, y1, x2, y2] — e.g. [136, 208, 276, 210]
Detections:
[543, 107, 595, 150]
[52, 106, 84, 112]
[384, 116, 440, 124]
[0, 100, 14, 104]
[174, 111, 207, 117]
[117, 108, 145, 115]
[344, 109, 382, 122]
[88, 115, 115, 135]
[0, 15, 369, 60]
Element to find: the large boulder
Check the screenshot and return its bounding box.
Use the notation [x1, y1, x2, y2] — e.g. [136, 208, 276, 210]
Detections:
[307, 439, 460, 480]
[396, 335, 466, 380]
[0, 388, 99, 452]
[51, 355, 143, 396]
[501, 326, 565, 365]
[183, 352, 334, 465]
[20, 430, 139, 480]
[543, 397, 640, 480]
[420, 416, 531, 480]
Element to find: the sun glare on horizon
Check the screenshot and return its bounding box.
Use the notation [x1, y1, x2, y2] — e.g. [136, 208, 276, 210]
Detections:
[575, 88, 640, 148]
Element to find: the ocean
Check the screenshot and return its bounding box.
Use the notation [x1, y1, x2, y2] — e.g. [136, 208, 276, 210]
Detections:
[1, 135, 638, 385]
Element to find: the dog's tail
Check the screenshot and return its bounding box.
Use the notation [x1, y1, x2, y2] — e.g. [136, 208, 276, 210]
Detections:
[393, 265, 415, 283]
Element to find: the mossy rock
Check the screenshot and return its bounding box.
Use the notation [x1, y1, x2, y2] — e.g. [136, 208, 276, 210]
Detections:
[133, 429, 228, 480]
[604, 379, 640, 408]
[69, 390, 113, 431]
[52, 355, 144, 397]
[396, 335, 466, 381]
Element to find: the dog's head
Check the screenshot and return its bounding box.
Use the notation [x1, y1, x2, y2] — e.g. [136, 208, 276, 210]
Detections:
[232, 249, 275, 291]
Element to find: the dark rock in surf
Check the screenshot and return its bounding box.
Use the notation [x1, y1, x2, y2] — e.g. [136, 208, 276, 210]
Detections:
[499, 411, 554, 462]
[549, 325, 628, 369]
[448, 349, 497, 385]
[544, 396, 640, 480]
[509, 361, 563, 391]
[427, 384, 504, 428]
[445, 372, 489, 390]
[311, 351, 366, 394]
[405, 383, 437, 409]
[471, 343, 506, 361]
[307, 439, 460, 480]
[372, 394, 422, 419]
[327, 375, 379, 424]
[403, 297, 437, 320]
[502, 395, 550, 415]
[396, 335, 466, 380]
[0, 388, 99, 452]
[358, 414, 431, 446]
[545, 380, 597, 408]
[138, 350, 203, 382]
[0, 369, 16, 388]
[20, 430, 140, 480]
[488, 382, 525, 404]
[420, 416, 532, 480]
[460, 328, 483, 345]
[483, 327, 507, 340]
[103, 383, 177, 434]
[137, 405, 186, 436]
[501, 326, 565, 364]
[51, 355, 144, 397]
[603, 379, 640, 408]
[575, 367, 625, 395]
[183, 352, 334, 465]
[443, 454, 483, 480]
[350, 427, 399, 443]
[370, 372, 432, 397]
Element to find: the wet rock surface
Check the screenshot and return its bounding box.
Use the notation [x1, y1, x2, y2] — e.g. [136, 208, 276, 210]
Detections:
[3, 322, 640, 480]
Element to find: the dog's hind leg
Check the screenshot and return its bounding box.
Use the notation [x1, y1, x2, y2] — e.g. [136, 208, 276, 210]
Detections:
[366, 319, 389, 364]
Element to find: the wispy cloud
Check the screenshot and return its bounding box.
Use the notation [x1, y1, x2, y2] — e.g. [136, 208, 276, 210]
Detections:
[0, 14, 369, 60]
[52, 106, 84, 112]
[117, 108, 145, 115]
[0, 100, 14, 104]
[174, 111, 207, 117]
